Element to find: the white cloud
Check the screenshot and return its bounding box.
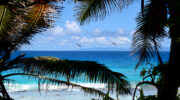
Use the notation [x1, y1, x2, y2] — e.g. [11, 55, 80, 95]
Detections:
[71, 36, 80, 40]
[91, 27, 126, 37]
[52, 26, 65, 36]
[130, 30, 136, 36]
[79, 37, 94, 43]
[58, 39, 68, 46]
[95, 37, 109, 44]
[72, 36, 110, 45]
[70, 35, 131, 46]
[117, 28, 125, 35]
[65, 21, 82, 33]
[49, 26, 131, 48]
[51, 21, 82, 36]
[71, 36, 112, 45]
[111, 36, 131, 44]
[47, 37, 55, 40]
[94, 28, 102, 34]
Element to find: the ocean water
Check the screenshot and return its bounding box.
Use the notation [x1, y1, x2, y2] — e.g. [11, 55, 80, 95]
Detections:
[5, 51, 169, 92]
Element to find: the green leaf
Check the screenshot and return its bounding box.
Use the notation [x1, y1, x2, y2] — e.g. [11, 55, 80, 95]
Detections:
[131, 0, 167, 68]
[15, 56, 130, 95]
[140, 68, 147, 77]
[75, 0, 133, 25]
[2, 73, 114, 100]
[139, 88, 145, 100]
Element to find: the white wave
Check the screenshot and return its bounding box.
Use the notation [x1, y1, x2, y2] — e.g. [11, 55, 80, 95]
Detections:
[4, 83, 108, 92]
[4, 81, 156, 93]
[77, 83, 106, 89]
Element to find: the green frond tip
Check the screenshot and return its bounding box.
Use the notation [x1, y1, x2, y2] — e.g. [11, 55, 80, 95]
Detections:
[16, 56, 130, 95]
[34, 56, 61, 61]
[131, 0, 167, 68]
[74, 0, 134, 25]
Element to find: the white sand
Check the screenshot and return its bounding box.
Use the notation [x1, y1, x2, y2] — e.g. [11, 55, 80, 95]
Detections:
[8, 87, 156, 100]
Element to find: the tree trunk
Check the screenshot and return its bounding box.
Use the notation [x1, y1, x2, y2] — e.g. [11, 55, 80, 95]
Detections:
[157, 0, 180, 100]
[0, 76, 13, 100]
[157, 78, 178, 100]
[157, 26, 180, 100]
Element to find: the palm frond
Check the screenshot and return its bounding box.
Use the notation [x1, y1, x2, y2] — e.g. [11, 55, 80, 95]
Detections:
[0, 4, 16, 47]
[75, 0, 133, 25]
[9, 2, 62, 51]
[131, 0, 168, 69]
[14, 56, 130, 95]
[0, 54, 25, 72]
[0, 1, 63, 54]
[2, 73, 114, 100]
[2, 79, 15, 84]
[0, 4, 9, 37]
[141, 0, 144, 16]
[0, 4, 23, 61]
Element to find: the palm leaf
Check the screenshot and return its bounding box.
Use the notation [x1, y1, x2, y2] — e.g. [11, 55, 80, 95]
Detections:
[9, 2, 62, 51]
[2, 73, 114, 100]
[12, 56, 130, 95]
[0, 4, 12, 37]
[0, 4, 23, 61]
[0, 1, 62, 54]
[0, 4, 11, 37]
[75, 0, 133, 25]
[131, 0, 168, 69]
[141, 0, 144, 15]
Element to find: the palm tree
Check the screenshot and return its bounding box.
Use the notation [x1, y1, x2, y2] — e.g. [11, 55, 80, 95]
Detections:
[0, 0, 130, 99]
[74, 0, 180, 100]
[1, 55, 130, 100]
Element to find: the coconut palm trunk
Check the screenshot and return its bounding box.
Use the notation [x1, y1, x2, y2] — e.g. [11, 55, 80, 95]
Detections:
[157, 30, 180, 100]
[0, 75, 13, 100]
[157, 0, 180, 100]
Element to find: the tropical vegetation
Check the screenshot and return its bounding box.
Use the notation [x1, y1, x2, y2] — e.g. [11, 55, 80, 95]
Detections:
[0, 0, 130, 100]
[74, 0, 180, 100]
[133, 63, 180, 100]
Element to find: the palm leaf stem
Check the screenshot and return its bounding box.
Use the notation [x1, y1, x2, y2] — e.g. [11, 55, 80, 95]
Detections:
[153, 38, 163, 66]
[141, 0, 144, 16]
[2, 73, 114, 100]
[78, 0, 95, 25]
[0, 5, 7, 30]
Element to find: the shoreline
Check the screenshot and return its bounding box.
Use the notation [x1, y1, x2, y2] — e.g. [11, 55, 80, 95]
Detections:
[8, 86, 157, 100]
[9, 90, 132, 100]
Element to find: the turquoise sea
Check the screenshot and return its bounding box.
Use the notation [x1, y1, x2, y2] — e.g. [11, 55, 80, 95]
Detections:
[6, 51, 169, 92]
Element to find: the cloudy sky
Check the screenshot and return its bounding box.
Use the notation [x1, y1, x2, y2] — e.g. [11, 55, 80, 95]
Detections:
[21, 1, 171, 51]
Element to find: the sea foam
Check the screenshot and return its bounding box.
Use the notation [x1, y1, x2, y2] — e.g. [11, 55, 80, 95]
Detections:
[5, 83, 107, 92]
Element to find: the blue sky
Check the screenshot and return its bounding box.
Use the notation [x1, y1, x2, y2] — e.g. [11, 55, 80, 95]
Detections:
[21, 1, 171, 51]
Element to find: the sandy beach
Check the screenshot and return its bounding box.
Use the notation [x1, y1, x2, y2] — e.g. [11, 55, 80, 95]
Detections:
[10, 90, 131, 100]
[8, 86, 157, 100]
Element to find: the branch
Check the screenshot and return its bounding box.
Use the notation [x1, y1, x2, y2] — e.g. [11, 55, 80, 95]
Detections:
[0, 49, 11, 65]
[143, 74, 155, 83]
[6, 54, 25, 66]
[132, 81, 157, 100]
[0, 54, 25, 72]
